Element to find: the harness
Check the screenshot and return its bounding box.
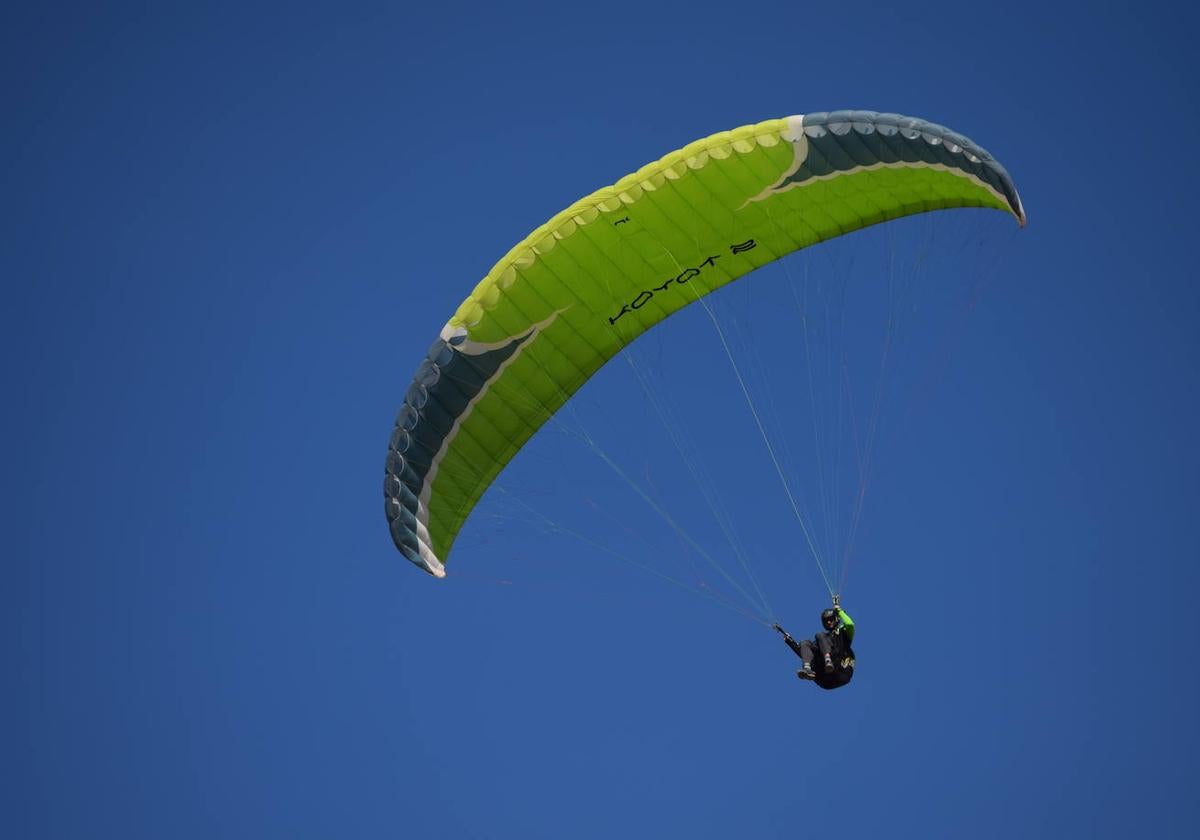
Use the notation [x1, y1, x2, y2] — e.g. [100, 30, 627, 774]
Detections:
[830, 625, 855, 670]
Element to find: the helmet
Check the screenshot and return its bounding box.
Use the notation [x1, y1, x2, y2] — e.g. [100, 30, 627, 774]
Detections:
[821, 608, 839, 629]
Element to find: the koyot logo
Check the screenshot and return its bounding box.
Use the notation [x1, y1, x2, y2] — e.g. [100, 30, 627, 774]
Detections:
[607, 240, 758, 325]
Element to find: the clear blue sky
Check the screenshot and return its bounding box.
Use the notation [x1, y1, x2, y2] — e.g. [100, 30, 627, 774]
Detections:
[6, 3, 1199, 838]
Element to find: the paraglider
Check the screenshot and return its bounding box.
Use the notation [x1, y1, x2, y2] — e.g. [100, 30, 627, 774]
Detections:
[383, 110, 1025, 583]
[775, 598, 856, 690]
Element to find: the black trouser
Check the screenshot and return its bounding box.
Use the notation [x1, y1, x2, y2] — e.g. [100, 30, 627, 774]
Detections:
[784, 632, 832, 666]
[798, 633, 834, 666]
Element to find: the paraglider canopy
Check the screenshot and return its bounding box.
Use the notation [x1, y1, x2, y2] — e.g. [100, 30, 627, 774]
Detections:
[383, 110, 1024, 577]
